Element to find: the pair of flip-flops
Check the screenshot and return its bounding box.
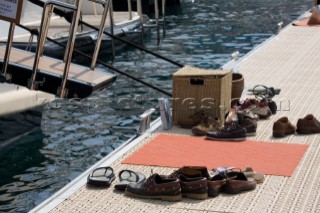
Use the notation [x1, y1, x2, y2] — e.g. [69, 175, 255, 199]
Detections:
[87, 167, 145, 190]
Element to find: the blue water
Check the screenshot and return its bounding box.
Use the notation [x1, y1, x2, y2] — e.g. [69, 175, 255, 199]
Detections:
[0, 0, 313, 212]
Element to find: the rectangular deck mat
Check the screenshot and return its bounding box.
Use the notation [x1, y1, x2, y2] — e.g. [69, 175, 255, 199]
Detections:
[122, 133, 309, 176]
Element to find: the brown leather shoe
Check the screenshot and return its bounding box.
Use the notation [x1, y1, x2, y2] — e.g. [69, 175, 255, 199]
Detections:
[207, 174, 226, 197]
[192, 116, 223, 136]
[178, 110, 205, 128]
[223, 172, 256, 194]
[273, 117, 296, 137]
[125, 173, 182, 201]
[296, 114, 320, 134]
[170, 166, 226, 197]
[178, 175, 208, 200]
[238, 114, 257, 136]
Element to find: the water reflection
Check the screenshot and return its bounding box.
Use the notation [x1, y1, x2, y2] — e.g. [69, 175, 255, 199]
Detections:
[0, 0, 313, 211]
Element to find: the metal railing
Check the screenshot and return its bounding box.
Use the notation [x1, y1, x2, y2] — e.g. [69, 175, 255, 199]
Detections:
[89, 0, 111, 69]
[1, 23, 15, 80]
[29, 0, 81, 98]
[138, 0, 166, 41]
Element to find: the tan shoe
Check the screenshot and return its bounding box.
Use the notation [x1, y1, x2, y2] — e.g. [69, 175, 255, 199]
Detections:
[192, 116, 222, 136]
[296, 114, 320, 134]
[178, 110, 205, 128]
[273, 117, 295, 137]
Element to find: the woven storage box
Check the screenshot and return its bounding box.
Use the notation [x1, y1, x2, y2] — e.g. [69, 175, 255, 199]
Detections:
[172, 66, 232, 124]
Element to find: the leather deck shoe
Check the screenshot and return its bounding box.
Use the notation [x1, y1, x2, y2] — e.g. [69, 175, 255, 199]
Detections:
[296, 114, 320, 134]
[170, 166, 226, 197]
[223, 172, 256, 194]
[273, 117, 295, 137]
[125, 173, 181, 201]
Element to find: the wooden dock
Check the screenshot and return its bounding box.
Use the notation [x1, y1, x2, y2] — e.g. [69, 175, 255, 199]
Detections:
[30, 14, 320, 213]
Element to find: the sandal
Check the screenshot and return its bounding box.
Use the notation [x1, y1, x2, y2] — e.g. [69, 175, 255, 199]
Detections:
[248, 85, 281, 97]
[87, 166, 115, 187]
[114, 170, 146, 191]
[242, 167, 265, 184]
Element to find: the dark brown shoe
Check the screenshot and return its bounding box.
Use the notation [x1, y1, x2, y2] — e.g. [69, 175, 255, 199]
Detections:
[273, 117, 296, 137]
[206, 123, 247, 141]
[207, 174, 226, 197]
[178, 110, 205, 128]
[169, 167, 208, 199]
[238, 114, 257, 136]
[178, 175, 208, 200]
[170, 166, 226, 197]
[192, 116, 222, 136]
[125, 173, 182, 201]
[223, 172, 256, 194]
[296, 114, 320, 134]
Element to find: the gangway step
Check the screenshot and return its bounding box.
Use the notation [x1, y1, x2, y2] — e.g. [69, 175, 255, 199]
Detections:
[0, 45, 116, 98]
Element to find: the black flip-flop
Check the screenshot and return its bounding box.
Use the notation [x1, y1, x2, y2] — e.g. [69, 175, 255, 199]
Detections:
[114, 170, 146, 191]
[87, 166, 115, 187]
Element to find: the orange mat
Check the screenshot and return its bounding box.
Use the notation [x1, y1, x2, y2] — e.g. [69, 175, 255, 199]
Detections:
[122, 134, 309, 176]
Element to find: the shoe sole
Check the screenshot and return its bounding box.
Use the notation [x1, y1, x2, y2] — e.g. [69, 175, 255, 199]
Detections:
[206, 136, 246, 141]
[183, 193, 208, 200]
[125, 191, 182, 202]
[273, 131, 294, 138]
[246, 132, 256, 137]
[296, 129, 320, 134]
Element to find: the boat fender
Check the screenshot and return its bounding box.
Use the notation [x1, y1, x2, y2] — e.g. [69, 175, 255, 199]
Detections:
[121, 27, 129, 35]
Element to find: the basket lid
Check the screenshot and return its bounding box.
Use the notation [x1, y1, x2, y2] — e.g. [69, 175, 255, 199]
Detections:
[173, 66, 231, 77]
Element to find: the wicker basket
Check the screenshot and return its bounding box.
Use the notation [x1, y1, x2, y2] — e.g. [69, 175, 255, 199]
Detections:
[172, 66, 232, 124]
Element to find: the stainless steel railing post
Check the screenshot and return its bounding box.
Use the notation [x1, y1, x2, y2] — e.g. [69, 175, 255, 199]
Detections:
[127, 0, 132, 20]
[137, 0, 144, 46]
[40, 5, 54, 57]
[162, 0, 166, 35]
[2, 23, 15, 79]
[30, 0, 77, 91]
[59, 0, 82, 98]
[30, 3, 54, 90]
[154, 0, 160, 41]
[109, 0, 115, 61]
[90, 0, 110, 69]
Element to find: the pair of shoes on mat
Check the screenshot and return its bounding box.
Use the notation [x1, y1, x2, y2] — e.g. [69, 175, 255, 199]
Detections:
[273, 114, 320, 137]
[214, 166, 265, 184]
[87, 167, 145, 191]
[172, 166, 257, 196]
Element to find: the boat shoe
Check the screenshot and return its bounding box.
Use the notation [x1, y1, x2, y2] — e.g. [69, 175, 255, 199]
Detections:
[239, 99, 272, 119]
[125, 173, 182, 202]
[191, 116, 223, 136]
[169, 167, 208, 199]
[296, 114, 320, 134]
[273, 117, 296, 137]
[170, 166, 226, 198]
[238, 114, 257, 136]
[206, 123, 247, 141]
[223, 172, 256, 194]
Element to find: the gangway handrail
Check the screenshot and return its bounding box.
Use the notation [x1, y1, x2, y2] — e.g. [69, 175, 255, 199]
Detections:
[16, 23, 172, 97]
[30, 0, 82, 98]
[88, 0, 111, 69]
